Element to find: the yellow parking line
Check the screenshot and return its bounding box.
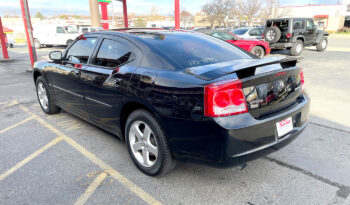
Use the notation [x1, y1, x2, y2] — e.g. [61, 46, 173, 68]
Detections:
[0, 116, 34, 134]
[19, 105, 162, 205]
[0, 100, 19, 110]
[0, 136, 63, 181]
[74, 172, 107, 205]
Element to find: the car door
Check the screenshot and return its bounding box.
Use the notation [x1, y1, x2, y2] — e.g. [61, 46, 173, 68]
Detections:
[80, 36, 141, 133]
[305, 19, 317, 45]
[51, 36, 98, 117]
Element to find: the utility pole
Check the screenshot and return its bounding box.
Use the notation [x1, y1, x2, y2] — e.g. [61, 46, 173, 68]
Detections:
[89, 0, 101, 27]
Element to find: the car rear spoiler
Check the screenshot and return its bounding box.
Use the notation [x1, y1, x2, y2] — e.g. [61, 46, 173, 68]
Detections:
[185, 57, 300, 81]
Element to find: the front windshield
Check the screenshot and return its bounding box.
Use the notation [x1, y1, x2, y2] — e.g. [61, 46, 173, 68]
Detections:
[64, 26, 78, 34]
[232, 28, 248, 35]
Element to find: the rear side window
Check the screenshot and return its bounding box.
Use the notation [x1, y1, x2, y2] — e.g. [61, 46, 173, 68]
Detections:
[56, 26, 66, 34]
[81, 28, 89, 33]
[92, 39, 133, 68]
[65, 38, 97, 64]
[293, 20, 304, 29]
[144, 33, 250, 68]
[232, 29, 248, 35]
[249, 29, 261, 36]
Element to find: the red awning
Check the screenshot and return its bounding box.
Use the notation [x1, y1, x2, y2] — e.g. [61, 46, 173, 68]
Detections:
[314, 15, 328, 19]
[3, 26, 13, 33]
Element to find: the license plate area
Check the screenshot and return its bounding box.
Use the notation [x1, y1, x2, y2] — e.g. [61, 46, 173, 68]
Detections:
[276, 117, 293, 138]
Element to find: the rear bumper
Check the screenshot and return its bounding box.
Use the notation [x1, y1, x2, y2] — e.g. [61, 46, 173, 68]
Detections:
[270, 42, 294, 49]
[163, 93, 310, 165]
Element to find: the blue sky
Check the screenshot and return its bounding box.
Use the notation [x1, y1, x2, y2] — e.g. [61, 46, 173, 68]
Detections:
[0, 0, 344, 16]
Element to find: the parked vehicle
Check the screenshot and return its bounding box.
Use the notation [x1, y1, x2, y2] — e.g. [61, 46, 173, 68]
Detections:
[198, 29, 270, 58]
[264, 18, 329, 56]
[33, 29, 310, 176]
[0, 35, 15, 48]
[33, 24, 80, 48]
[6, 35, 15, 48]
[79, 26, 103, 34]
[232, 27, 264, 40]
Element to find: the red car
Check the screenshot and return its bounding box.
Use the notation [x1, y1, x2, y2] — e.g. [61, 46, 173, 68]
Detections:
[198, 29, 270, 58]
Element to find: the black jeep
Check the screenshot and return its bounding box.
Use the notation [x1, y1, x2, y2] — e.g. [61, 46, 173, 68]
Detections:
[264, 18, 329, 56]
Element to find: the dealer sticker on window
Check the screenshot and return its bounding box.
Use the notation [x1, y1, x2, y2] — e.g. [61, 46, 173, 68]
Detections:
[276, 117, 293, 137]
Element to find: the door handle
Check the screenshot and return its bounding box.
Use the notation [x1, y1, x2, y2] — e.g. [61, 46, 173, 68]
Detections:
[115, 78, 122, 87]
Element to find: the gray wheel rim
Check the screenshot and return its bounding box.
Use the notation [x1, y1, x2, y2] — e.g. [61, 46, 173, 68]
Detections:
[129, 121, 158, 167]
[322, 39, 327, 49]
[296, 43, 303, 53]
[266, 30, 275, 41]
[37, 82, 49, 110]
[253, 48, 263, 58]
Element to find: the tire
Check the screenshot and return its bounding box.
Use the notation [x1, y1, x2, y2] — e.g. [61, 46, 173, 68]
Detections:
[250, 46, 265, 58]
[35, 76, 60, 114]
[34, 39, 41, 49]
[264, 27, 281, 43]
[9, 43, 14, 48]
[66, 39, 73, 47]
[290, 40, 304, 56]
[316, 37, 327, 52]
[125, 109, 176, 176]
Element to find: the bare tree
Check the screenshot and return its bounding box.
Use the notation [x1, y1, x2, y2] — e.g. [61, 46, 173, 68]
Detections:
[201, 2, 218, 28]
[236, 0, 261, 26]
[201, 0, 235, 28]
[180, 9, 193, 28]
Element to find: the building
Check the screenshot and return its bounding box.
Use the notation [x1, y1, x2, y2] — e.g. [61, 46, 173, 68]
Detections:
[275, 2, 350, 32]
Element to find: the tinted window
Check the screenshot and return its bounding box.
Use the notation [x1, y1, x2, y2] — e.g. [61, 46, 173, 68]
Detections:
[232, 28, 248, 35]
[306, 19, 314, 29]
[65, 38, 97, 64]
[56, 26, 66, 34]
[140, 32, 250, 68]
[249, 29, 260, 36]
[293, 20, 304, 29]
[82, 28, 89, 33]
[93, 39, 133, 68]
[212, 32, 233, 41]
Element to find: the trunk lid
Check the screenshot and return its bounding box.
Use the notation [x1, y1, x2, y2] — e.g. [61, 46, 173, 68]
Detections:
[187, 57, 303, 119]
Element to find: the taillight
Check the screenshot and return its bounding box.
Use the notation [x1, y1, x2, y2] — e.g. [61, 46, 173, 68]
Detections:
[286, 33, 292, 38]
[204, 79, 248, 117]
[300, 71, 305, 92]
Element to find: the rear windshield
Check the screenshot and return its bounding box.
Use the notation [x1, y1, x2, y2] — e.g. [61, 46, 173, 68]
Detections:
[138, 32, 250, 69]
[232, 29, 248, 35]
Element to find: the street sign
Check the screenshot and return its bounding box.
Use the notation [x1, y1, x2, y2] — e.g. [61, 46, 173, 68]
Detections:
[98, 0, 111, 3]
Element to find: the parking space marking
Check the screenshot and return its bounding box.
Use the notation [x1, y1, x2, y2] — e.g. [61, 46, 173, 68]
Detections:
[18, 104, 162, 205]
[0, 100, 19, 110]
[74, 172, 107, 205]
[0, 136, 63, 181]
[0, 116, 34, 134]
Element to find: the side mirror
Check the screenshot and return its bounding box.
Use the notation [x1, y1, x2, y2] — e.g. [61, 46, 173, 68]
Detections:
[49, 51, 62, 61]
[231, 37, 237, 41]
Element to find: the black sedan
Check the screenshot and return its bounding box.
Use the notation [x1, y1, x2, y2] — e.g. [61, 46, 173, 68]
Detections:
[33, 29, 310, 176]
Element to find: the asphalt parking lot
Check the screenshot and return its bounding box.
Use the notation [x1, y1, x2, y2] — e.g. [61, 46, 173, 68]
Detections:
[1, 38, 350, 205]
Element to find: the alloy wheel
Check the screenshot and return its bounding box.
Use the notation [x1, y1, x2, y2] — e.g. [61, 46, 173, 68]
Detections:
[296, 43, 303, 53]
[37, 82, 49, 110]
[322, 39, 327, 49]
[129, 121, 158, 167]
